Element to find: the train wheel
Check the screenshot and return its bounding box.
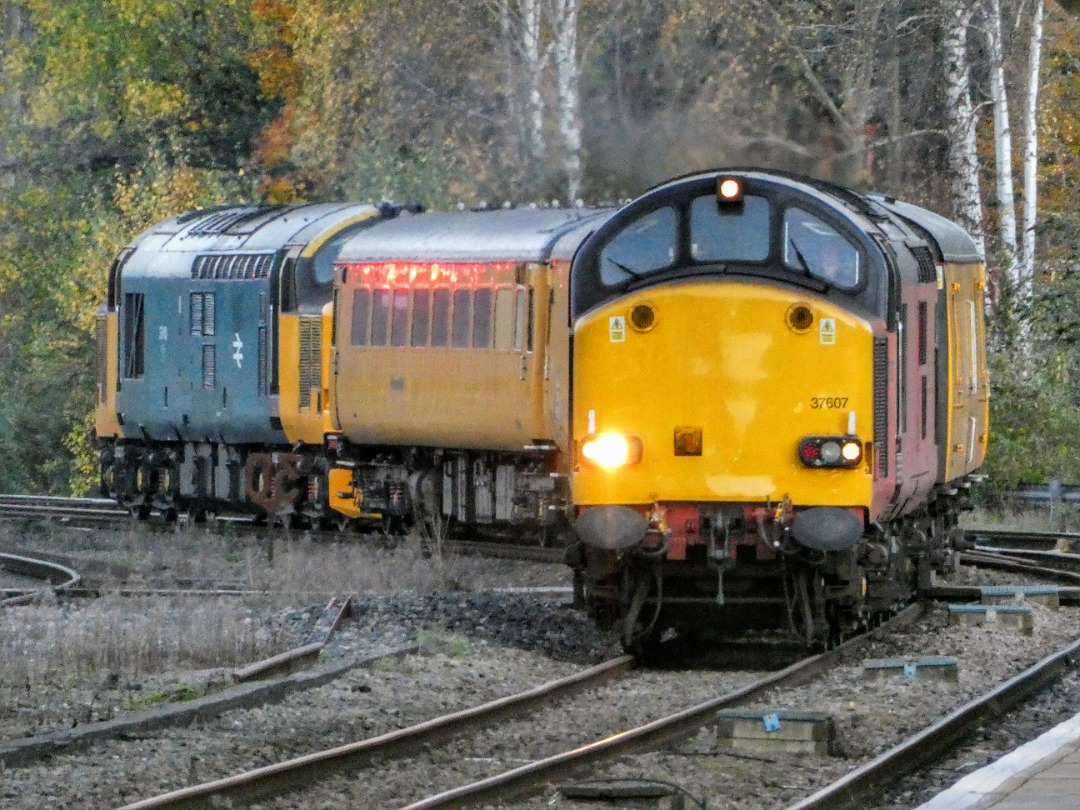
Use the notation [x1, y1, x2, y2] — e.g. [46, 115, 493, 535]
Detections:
[787, 565, 829, 650]
[620, 565, 667, 663]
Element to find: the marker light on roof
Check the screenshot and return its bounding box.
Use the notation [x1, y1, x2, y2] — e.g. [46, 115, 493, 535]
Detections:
[717, 177, 744, 202]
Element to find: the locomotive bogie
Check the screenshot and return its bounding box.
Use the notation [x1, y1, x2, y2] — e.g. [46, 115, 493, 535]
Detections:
[323, 443, 570, 532]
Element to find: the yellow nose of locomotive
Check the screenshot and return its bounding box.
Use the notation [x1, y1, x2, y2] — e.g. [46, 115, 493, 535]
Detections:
[572, 281, 876, 511]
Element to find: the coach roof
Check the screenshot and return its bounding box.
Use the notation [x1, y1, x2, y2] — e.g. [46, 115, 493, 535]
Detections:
[336, 208, 612, 265]
[120, 202, 381, 279]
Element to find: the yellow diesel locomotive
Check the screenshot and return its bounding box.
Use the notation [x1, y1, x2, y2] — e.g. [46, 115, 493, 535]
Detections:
[569, 170, 987, 653]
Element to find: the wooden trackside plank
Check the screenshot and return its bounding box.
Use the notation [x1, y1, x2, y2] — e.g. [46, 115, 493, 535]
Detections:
[306, 595, 353, 646]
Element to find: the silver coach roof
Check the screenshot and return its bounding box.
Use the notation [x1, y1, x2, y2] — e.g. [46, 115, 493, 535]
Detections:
[337, 208, 611, 264]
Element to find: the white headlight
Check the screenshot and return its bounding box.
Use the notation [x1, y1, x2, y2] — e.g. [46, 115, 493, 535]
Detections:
[581, 433, 632, 469]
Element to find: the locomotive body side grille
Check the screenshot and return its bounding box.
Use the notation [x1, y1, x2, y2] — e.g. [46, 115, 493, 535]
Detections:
[202, 344, 216, 390]
[95, 315, 107, 403]
[299, 317, 321, 411]
[873, 336, 889, 478]
[191, 253, 274, 280]
[910, 245, 938, 284]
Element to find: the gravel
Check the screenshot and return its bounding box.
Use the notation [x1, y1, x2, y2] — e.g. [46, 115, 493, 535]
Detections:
[1, 522, 1078, 810]
[175, 598, 1074, 810]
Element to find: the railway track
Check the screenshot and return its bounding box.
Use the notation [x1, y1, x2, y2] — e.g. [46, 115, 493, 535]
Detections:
[2, 524, 1078, 807]
[788, 636, 1080, 810]
[0, 493, 128, 526]
[781, 537, 1080, 809]
[0, 493, 568, 568]
[965, 527, 1080, 553]
[0, 551, 80, 606]
[112, 606, 923, 809]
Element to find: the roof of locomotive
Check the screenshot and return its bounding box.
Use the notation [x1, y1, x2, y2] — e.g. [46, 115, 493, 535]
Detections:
[871, 197, 983, 264]
[121, 202, 382, 278]
[336, 208, 614, 264]
[642, 168, 982, 264]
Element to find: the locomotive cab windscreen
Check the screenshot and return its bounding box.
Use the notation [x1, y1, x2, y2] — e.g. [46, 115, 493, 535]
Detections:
[572, 172, 890, 322]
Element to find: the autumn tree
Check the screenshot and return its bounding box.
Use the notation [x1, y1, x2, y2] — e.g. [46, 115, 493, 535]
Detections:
[5, 0, 274, 174]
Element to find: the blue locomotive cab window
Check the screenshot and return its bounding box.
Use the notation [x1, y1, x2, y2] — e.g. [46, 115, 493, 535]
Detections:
[312, 230, 354, 284]
[690, 194, 770, 262]
[600, 206, 677, 284]
[783, 207, 860, 288]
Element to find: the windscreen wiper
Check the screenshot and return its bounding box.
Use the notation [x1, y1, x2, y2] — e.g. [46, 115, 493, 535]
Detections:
[789, 239, 815, 279]
[606, 257, 647, 280]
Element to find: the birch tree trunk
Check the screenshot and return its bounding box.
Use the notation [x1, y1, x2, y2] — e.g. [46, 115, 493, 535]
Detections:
[986, 0, 1018, 280]
[551, 0, 582, 203]
[522, 0, 546, 166]
[1020, 0, 1045, 299]
[942, 0, 986, 259]
[498, 1, 525, 163]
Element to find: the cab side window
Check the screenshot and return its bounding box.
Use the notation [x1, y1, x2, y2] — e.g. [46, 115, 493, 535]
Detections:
[783, 207, 860, 288]
[599, 207, 678, 285]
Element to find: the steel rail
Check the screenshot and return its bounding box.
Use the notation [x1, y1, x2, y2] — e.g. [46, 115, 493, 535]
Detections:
[399, 604, 924, 810]
[784, 635, 1080, 810]
[965, 528, 1080, 549]
[0, 552, 80, 606]
[0, 493, 120, 507]
[116, 655, 636, 810]
[961, 549, 1080, 585]
[972, 547, 1080, 575]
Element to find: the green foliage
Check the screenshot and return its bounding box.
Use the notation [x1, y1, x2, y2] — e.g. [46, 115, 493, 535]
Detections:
[979, 269, 1080, 501]
[7, 0, 276, 172]
[0, 147, 248, 495]
[0, 0, 1079, 499]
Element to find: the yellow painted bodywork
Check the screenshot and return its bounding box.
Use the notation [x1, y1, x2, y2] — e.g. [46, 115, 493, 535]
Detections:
[333, 262, 560, 451]
[328, 467, 372, 519]
[279, 210, 381, 445]
[572, 280, 876, 509]
[940, 261, 989, 479]
[94, 309, 123, 439]
[279, 307, 336, 443]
